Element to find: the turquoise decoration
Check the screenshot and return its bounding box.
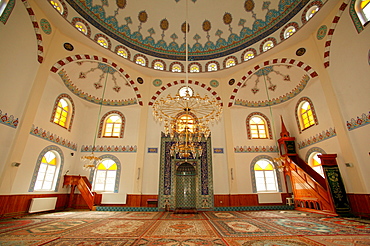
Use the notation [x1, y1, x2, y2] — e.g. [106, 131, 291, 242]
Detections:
[210, 80, 219, 88]
[40, 19, 52, 35]
[316, 25, 327, 40]
[153, 79, 162, 87]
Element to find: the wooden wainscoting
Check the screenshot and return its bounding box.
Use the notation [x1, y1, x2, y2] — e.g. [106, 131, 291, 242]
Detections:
[214, 193, 290, 207]
[347, 193, 370, 218]
[0, 194, 69, 218]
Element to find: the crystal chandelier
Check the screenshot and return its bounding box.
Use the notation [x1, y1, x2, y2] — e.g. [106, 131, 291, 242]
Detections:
[152, 0, 222, 159]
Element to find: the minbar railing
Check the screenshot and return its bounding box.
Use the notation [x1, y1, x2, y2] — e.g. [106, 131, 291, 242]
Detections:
[63, 175, 100, 210]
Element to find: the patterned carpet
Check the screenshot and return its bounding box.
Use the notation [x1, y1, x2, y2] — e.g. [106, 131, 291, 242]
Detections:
[0, 210, 369, 245]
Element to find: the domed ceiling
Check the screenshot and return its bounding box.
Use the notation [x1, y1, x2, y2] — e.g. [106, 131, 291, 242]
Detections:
[54, 0, 325, 72]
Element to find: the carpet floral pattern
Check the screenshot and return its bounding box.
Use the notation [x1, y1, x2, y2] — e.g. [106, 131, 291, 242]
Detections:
[0, 210, 369, 245]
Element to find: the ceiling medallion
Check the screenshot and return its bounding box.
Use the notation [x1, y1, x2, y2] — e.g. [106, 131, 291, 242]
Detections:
[116, 0, 127, 9]
[202, 20, 211, 32]
[244, 0, 255, 12]
[229, 78, 235, 85]
[223, 13, 233, 25]
[138, 11, 148, 23]
[137, 77, 144, 84]
[296, 47, 306, 56]
[63, 43, 74, 51]
[160, 18, 169, 31]
[181, 22, 190, 33]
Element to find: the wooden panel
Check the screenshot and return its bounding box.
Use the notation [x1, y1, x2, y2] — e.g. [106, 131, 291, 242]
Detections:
[214, 195, 230, 207]
[347, 193, 370, 218]
[0, 194, 69, 218]
[230, 194, 259, 206]
[126, 194, 142, 207]
[140, 195, 158, 207]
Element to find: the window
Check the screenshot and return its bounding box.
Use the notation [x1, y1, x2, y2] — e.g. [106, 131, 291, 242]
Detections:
[53, 97, 71, 129]
[249, 116, 268, 139]
[93, 158, 117, 192]
[49, 0, 63, 14]
[208, 63, 217, 71]
[357, 0, 370, 25]
[0, 0, 9, 16]
[299, 101, 315, 130]
[254, 159, 278, 192]
[75, 21, 87, 34]
[117, 48, 128, 58]
[136, 56, 146, 66]
[308, 152, 325, 177]
[244, 51, 254, 61]
[172, 64, 182, 72]
[103, 114, 122, 138]
[178, 86, 193, 97]
[97, 37, 108, 48]
[225, 58, 236, 68]
[306, 5, 319, 21]
[284, 26, 296, 39]
[190, 64, 199, 73]
[154, 61, 164, 70]
[263, 41, 274, 51]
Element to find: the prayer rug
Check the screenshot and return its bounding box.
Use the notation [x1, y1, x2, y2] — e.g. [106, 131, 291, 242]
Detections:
[68, 211, 124, 218]
[320, 217, 370, 230]
[268, 210, 329, 218]
[306, 235, 370, 245]
[0, 218, 51, 233]
[209, 219, 288, 237]
[238, 211, 284, 218]
[257, 217, 370, 235]
[0, 219, 95, 240]
[143, 220, 219, 238]
[116, 211, 163, 220]
[136, 237, 226, 245]
[204, 211, 247, 220]
[0, 238, 57, 246]
[224, 236, 324, 246]
[43, 237, 137, 245]
[27, 211, 77, 218]
[161, 212, 206, 220]
[63, 218, 155, 238]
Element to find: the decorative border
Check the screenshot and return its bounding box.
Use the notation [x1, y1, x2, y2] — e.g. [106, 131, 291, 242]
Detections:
[323, 1, 349, 68]
[234, 74, 310, 107]
[29, 145, 65, 192]
[88, 154, 121, 193]
[148, 148, 158, 153]
[213, 148, 224, 154]
[50, 54, 143, 106]
[50, 93, 75, 132]
[229, 58, 318, 107]
[98, 110, 125, 138]
[305, 146, 326, 163]
[151, 59, 167, 70]
[246, 112, 273, 139]
[250, 155, 282, 193]
[346, 111, 370, 131]
[21, 0, 44, 63]
[0, 0, 15, 24]
[349, 0, 364, 34]
[234, 146, 278, 153]
[295, 97, 319, 133]
[30, 125, 77, 151]
[0, 109, 19, 128]
[297, 128, 336, 149]
[81, 145, 137, 152]
[148, 80, 223, 106]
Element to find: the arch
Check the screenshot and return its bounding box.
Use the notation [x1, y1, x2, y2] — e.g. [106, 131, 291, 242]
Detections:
[324, 1, 350, 68]
[188, 62, 202, 73]
[0, 0, 14, 24]
[133, 54, 149, 67]
[152, 59, 167, 71]
[280, 22, 299, 40]
[205, 61, 220, 71]
[115, 45, 131, 59]
[305, 147, 327, 162]
[260, 37, 277, 53]
[301, 1, 324, 24]
[295, 97, 318, 133]
[71, 17, 91, 36]
[223, 56, 238, 69]
[246, 112, 273, 139]
[148, 80, 223, 107]
[170, 62, 184, 72]
[50, 54, 143, 106]
[228, 58, 319, 107]
[50, 93, 75, 131]
[19, 0, 44, 63]
[48, 0, 68, 17]
[89, 154, 121, 193]
[98, 110, 125, 138]
[250, 155, 282, 193]
[29, 145, 65, 192]
[94, 33, 111, 49]
[241, 48, 257, 62]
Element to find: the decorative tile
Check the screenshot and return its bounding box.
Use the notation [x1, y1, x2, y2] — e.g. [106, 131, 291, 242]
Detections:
[297, 128, 337, 149]
[148, 148, 158, 153]
[346, 111, 370, 131]
[234, 146, 278, 153]
[30, 125, 77, 151]
[0, 109, 19, 128]
[213, 148, 224, 153]
[40, 18, 52, 35]
[81, 145, 136, 152]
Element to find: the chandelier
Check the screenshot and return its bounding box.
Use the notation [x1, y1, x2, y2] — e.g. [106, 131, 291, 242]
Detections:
[152, 0, 222, 159]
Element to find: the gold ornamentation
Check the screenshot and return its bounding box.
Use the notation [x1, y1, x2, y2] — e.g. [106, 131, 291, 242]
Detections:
[181, 22, 190, 33]
[138, 11, 148, 23]
[202, 20, 211, 32]
[223, 13, 232, 25]
[160, 18, 169, 31]
[116, 0, 126, 9]
[244, 0, 255, 12]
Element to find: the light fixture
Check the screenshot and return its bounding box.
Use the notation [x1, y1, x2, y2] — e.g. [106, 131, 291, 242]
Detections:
[152, 0, 222, 159]
[80, 67, 111, 170]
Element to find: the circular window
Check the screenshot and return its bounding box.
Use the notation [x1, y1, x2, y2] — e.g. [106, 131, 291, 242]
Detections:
[178, 86, 193, 97]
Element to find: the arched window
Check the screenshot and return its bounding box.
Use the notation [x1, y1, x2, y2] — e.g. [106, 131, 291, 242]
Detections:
[244, 51, 255, 61]
[0, 0, 9, 16]
[207, 62, 218, 71]
[308, 152, 325, 177]
[284, 26, 296, 39]
[75, 21, 87, 34]
[117, 48, 128, 58]
[306, 5, 319, 21]
[49, 0, 64, 14]
[246, 112, 273, 139]
[51, 94, 75, 131]
[99, 111, 125, 138]
[136, 56, 146, 66]
[296, 98, 318, 132]
[225, 58, 236, 68]
[254, 159, 278, 192]
[172, 64, 182, 72]
[357, 0, 370, 26]
[103, 114, 122, 138]
[263, 40, 274, 51]
[93, 158, 118, 192]
[29, 146, 64, 192]
[154, 61, 164, 70]
[190, 64, 200, 73]
[97, 37, 109, 48]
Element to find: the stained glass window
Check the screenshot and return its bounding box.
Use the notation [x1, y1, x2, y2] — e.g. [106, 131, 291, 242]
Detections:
[93, 159, 117, 192]
[49, 0, 63, 14]
[226, 58, 236, 68]
[117, 48, 128, 58]
[97, 37, 108, 48]
[136, 56, 146, 66]
[309, 152, 324, 177]
[306, 5, 319, 21]
[284, 26, 296, 39]
[254, 159, 278, 192]
[244, 51, 254, 61]
[263, 41, 274, 51]
[172, 64, 182, 72]
[208, 63, 217, 71]
[190, 64, 199, 73]
[75, 21, 87, 34]
[154, 61, 164, 70]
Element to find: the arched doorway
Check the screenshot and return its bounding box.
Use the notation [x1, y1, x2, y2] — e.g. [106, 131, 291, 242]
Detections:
[175, 162, 196, 209]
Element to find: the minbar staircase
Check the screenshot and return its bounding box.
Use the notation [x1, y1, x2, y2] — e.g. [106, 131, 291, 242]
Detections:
[63, 175, 100, 210]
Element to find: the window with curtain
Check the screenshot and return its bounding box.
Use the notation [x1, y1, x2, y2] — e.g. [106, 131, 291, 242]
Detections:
[93, 159, 117, 192]
[103, 114, 122, 138]
[254, 159, 278, 192]
[34, 151, 60, 191]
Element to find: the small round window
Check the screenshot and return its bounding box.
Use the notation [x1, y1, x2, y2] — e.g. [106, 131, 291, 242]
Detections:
[178, 86, 193, 97]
